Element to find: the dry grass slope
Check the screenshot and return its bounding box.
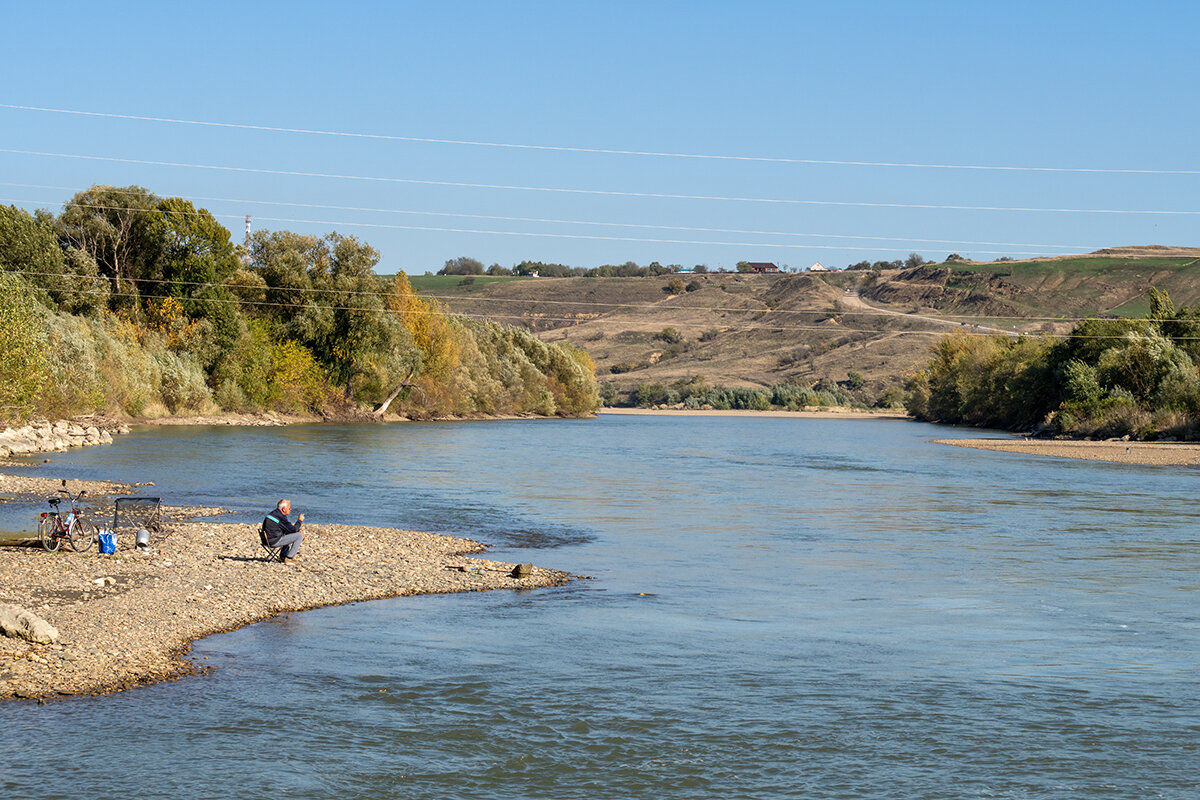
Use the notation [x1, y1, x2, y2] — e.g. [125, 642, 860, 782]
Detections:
[412, 248, 1200, 392]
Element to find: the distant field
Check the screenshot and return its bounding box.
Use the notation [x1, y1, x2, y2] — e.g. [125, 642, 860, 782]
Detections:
[947, 255, 1200, 278]
[377, 274, 531, 294]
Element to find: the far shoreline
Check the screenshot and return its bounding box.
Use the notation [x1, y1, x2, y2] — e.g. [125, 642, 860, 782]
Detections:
[601, 407, 907, 420]
[112, 410, 592, 428]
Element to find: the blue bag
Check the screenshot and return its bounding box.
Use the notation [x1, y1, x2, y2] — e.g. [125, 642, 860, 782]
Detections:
[98, 531, 116, 554]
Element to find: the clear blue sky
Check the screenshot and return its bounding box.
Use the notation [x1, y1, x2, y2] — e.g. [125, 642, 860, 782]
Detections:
[3, 1, 1197, 273]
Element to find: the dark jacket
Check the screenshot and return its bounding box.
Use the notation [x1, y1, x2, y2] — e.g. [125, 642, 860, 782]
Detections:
[263, 509, 302, 546]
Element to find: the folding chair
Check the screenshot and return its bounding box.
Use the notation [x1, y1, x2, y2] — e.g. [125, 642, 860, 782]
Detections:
[257, 525, 284, 563]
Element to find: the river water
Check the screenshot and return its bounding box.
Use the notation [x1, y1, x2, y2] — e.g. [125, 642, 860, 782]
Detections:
[2, 415, 1198, 798]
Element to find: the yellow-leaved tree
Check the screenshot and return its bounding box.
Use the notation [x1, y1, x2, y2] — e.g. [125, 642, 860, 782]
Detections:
[373, 273, 464, 417]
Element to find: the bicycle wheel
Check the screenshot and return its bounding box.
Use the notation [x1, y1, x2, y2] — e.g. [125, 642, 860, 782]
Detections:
[39, 517, 61, 553]
[69, 520, 96, 553]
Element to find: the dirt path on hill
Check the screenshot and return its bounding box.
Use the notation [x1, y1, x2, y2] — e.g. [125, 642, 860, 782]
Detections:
[841, 291, 1018, 337]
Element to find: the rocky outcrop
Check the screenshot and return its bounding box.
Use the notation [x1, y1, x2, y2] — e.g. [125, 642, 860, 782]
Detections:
[0, 604, 60, 644]
[0, 421, 128, 458]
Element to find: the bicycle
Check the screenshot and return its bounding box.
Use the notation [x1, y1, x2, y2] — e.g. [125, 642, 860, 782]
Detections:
[38, 489, 98, 553]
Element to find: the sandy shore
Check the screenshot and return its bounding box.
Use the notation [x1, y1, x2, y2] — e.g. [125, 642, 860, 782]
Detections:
[602, 407, 905, 419]
[935, 438, 1200, 466]
[0, 519, 568, 701]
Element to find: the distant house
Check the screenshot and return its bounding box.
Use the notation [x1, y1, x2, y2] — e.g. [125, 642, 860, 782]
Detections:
[744, 262, 782, 273]
[808, 261, 830, 272]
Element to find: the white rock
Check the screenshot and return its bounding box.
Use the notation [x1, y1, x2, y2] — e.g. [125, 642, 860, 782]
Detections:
[5, 430, 37, 454]
[0, 604, 59, 644]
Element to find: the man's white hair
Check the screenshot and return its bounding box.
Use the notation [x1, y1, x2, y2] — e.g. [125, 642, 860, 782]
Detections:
[277, 499, 290, 510]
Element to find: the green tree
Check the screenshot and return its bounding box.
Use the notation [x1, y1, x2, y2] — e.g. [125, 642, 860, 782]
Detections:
[324, 233, 389, 398]
[439, 256, 485, 275]
[0, 273, 49, 423]
[145, 198, 239, 293]
[144, 198, 244, 356]
[58, 185, 160, 307]
[0, 204, 63, 281]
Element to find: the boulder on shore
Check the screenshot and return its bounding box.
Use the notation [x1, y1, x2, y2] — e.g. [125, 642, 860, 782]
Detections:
[0, 604, 59, 644]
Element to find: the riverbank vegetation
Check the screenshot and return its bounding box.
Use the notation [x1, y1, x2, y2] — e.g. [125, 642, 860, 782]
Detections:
[603, 373, 905, 411]
[906, 290, 1200, 439]
[0, 188, 598, 424]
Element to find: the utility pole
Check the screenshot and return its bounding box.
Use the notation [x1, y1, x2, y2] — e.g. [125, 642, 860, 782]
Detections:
[242, 214, 251, 264]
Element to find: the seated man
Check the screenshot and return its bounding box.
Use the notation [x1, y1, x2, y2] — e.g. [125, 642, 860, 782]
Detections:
[263, 498, 305, 565]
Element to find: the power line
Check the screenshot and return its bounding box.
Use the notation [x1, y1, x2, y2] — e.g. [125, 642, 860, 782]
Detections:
[10, 279, 954, 337]
[21, 280, 1192, 340]
[0, 181, 1089, 251]
[3, 102, 1197, 175]
[7, 267, 1184, 327]
[4, 148, 1199, 216]
[0, 196, 1067, 256]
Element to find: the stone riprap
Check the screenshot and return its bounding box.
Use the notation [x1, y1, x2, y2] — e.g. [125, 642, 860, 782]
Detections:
[0, 420, 129, 458]
[0, 520, 570, 700]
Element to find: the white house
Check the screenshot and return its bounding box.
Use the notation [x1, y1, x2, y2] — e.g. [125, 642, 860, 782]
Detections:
[808, 261, 830, 272]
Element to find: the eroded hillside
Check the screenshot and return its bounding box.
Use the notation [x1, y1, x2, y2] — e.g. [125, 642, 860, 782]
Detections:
[410, 247, 1200, 397]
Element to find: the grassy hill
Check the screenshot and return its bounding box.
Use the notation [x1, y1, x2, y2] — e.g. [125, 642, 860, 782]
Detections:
[862, 247, 1200, 321]
[403, 247, 1200, 401]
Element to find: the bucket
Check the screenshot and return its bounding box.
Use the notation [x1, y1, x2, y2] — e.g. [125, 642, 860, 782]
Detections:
[135, 528, 150, 550]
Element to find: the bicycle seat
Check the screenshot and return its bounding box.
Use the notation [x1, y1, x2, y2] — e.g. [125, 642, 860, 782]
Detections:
[46, 497, 61, 506]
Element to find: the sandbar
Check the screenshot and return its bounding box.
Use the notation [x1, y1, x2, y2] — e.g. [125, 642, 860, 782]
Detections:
[935, 438, 1200, 466]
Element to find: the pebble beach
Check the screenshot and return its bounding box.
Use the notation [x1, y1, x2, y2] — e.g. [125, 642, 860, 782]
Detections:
[934, 437, 1200, 466]
[0, 515, 570, 701]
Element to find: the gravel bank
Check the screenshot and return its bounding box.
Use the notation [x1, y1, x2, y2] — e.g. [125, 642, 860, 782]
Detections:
[0, 520, 570, 701]
[0, 473, 134, 501]
[934, 437, 1200, 466]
